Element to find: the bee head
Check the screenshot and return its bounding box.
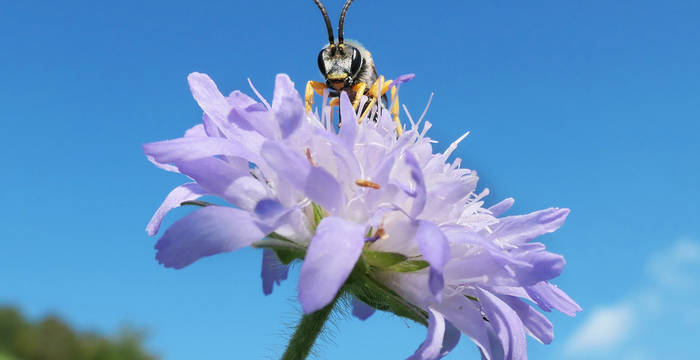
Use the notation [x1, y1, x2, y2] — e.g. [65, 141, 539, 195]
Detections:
[317, 43, 364, 91]
[313, 0, 363, 91]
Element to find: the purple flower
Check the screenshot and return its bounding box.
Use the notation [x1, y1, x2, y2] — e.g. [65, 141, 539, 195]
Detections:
[144, 72, 581, 360]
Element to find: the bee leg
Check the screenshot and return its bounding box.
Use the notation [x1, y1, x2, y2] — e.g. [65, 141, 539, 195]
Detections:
[358, 76, 386, 123]
[359, 96, 376, 123]
[372, 77, 401, 135]
[389, 86, 403, 136]
[367, 76, 385, 99]
[350, 82, 367, 112]
[305, 81, 327, 113]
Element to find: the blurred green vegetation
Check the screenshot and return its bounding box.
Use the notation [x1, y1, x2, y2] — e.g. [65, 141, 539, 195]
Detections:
[0, 306, 158, 360]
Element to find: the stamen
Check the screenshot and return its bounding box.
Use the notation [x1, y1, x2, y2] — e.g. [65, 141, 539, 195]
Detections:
[375, 228, 387, 239]
[305, 148, 316, 166]
[365, 227, 388, 242]
[355, 179, 381, 189]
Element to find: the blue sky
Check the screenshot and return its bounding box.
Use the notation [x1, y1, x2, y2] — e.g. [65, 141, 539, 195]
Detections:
[1, 0, 699, 359]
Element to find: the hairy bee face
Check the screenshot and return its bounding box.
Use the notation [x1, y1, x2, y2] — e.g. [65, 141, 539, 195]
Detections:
[317, 44, 364, 91]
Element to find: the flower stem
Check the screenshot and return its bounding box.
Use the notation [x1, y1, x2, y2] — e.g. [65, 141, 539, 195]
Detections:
[281, 296, 339, 360]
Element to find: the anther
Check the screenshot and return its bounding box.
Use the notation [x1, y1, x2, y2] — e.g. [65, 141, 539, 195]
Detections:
[305, 148, 316, 166]
[355, 179, 381, 189]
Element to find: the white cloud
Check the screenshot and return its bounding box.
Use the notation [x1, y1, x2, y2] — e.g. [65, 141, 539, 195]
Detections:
[563, 238, 700, 359]
[647, 239, 700, 290]
[565, 303, 634, 353]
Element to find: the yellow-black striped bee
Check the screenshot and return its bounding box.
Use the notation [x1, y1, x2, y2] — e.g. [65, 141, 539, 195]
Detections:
[305, 0, 403, 134]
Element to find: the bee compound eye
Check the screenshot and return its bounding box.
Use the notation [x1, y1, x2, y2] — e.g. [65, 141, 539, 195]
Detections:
[350, 47, 363, 74]
[317, 50, 326, 76]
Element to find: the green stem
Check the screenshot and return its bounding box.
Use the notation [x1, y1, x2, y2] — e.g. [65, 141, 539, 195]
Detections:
[281, 296, 339, 360]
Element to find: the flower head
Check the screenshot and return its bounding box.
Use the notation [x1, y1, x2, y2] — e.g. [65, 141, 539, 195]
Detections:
[144, 72, 580, 359]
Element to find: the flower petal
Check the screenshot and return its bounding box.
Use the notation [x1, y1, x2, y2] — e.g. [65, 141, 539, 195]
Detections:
[188, 72, 266, 153]
[176, 157, 268, 211]
[298, 217, 365, 313]
[526, 281, 582, 316]
[304, 166, 343, 215]
[407, 307, 446, 360]
[433, 294, 492, 360]
[272, 74, 304, 139]
[261, 141, 342, 214]
[188, 72, 234, 134]
[229, 104, 278, 139]
[146, 182, 207, 236]
[489, 198, 515, 217]
[489, 208, 569, 245]
[500, 295, 553, 344]
[155, 206, 268, 269]
[441, 320, 461, 357]
[261, 249, 289, 295]
[226, 90, 257, 108]
[515, 244, 566, 284]
[142, 136, 256, 164]
[146, 154, 179, 173]
[351, 297, 375, 321]
[338, 91, 358, 150]
[416, 220, 450, 302]
[477, 289, 527, 360]
[405, 151, 427, 218]
[184, 123, 207, 137]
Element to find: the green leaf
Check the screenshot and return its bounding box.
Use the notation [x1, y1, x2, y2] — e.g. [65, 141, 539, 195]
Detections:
[346, 270, 428, 326]
[465, 295, 479, 302]
[267, 232, 295, 243]
[251, 237, 305, 265]
[312, 203, 325, 229]
[363, 251, 407, 269]
[273, 248, 305, 265]
[387, 260, 430, 272]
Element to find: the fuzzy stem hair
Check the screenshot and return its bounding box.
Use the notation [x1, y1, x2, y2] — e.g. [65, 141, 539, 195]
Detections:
[281, 295, 340, 360]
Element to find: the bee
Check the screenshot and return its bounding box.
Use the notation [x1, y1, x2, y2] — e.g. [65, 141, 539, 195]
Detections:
[305, 0, 403, 134]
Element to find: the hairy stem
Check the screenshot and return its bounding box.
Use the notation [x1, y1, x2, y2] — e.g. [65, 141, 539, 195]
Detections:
[281, 296, 339, 360]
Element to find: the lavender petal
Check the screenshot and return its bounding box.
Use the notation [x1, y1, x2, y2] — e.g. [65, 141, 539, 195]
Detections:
[261, 249, 289, 295]
[477, 289, 527, 360]
[176, 157, 268, 211]
[261, 141, 342, 214]
[407, 307, 447, 360]
[272, 74, 304, 139]
[489, 198, 515, 217]
[143, 136, 255, 164]
[416, 220, 450, 302]
[146, 182, 207, 236]
[338, 92, 358, 150]
[441, 320, 461, 357]
[434, 295, 492, 360]
[298, 217, 365, 313]
[500, 295, 553, 344]
[351, 297, 375, 321]
[405, 151, 427, 218]
[155, 206, 267, 269]
[526, 282, 582, 316]
[488, 208, 570, 245]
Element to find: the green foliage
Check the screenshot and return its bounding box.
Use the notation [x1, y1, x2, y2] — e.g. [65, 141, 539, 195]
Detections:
[362, 251, 407, 268]
[386, 259, 430, 273]
[0, 307, 158, 360]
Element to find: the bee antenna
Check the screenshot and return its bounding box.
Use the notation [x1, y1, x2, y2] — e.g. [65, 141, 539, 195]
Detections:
[338, 0, 354, 45]
[313, 0, 335, 45]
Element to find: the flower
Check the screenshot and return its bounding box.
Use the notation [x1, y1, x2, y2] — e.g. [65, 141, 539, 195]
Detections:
[143, 72, 581, 360]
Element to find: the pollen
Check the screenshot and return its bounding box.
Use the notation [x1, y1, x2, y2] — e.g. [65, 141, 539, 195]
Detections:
[355, 179, 381, 189]
[375, 228, 387, 239]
